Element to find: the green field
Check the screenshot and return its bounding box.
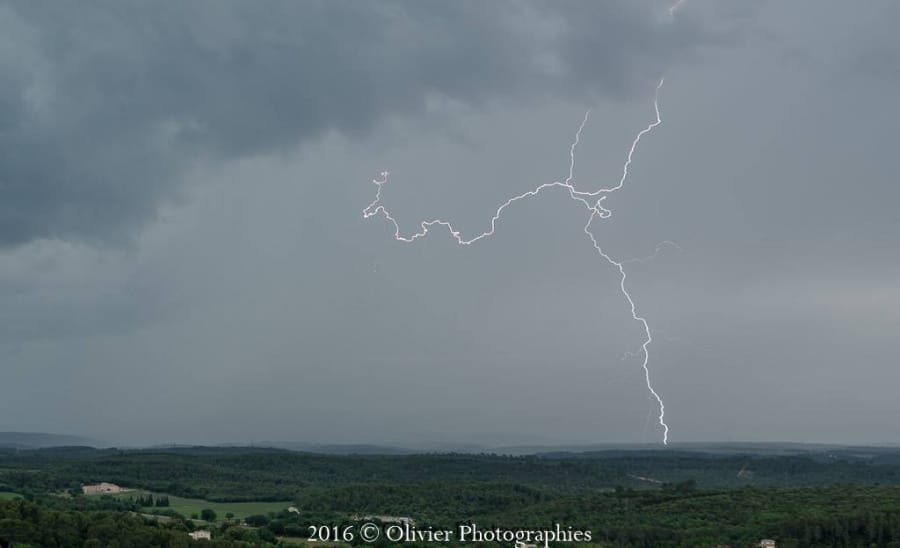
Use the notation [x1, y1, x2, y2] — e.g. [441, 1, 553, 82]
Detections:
[109, 491, 291, 522]
[0, 492, 22, 500]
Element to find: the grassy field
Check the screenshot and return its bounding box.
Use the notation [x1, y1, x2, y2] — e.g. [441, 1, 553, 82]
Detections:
[0, 491, 22, 500]
[107, 491, 291, 522]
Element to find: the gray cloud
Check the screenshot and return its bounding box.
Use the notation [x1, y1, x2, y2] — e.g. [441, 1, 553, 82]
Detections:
[2, 0, 899, 447]
[0, 0, 707, 248]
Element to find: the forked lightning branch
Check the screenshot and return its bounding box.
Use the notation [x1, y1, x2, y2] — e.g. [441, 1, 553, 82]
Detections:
[363, 78, 673, 444]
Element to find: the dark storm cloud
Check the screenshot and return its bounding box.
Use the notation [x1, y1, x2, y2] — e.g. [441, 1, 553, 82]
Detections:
[3, 0, 900, 446]
[0, 0, 705, 248]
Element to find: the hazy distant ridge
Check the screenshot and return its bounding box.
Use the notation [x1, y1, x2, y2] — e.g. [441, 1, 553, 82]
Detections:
[0, 432, 102, 449]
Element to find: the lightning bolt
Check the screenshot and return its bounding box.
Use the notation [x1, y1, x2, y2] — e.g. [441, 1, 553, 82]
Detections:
[581, 78, 669, 445]
[363, 3, 687, 446]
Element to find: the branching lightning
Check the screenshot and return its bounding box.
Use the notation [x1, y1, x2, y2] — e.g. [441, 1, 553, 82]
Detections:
[622, 240, 682, 264]
[363, 3, 687, 446]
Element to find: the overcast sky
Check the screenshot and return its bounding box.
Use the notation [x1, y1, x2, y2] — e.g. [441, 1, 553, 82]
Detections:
[1, 0, 898, 447]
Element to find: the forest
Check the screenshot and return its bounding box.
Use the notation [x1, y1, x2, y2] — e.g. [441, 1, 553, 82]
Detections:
[3, 446, 900, 546]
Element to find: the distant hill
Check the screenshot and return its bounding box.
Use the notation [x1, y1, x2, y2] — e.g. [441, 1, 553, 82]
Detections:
[256, 441, 416, 455]
[0, 432, 102, 449]
[177, 440, 900, 457]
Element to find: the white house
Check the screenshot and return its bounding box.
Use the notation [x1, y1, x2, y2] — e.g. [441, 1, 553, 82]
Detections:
[82, 482, 123, 494]
[358, 515, 414, 526]
[189, 530, 212, 541]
